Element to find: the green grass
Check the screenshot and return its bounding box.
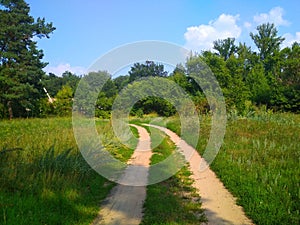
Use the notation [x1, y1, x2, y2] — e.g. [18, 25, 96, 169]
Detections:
[166, 113, 300, 225]
[3, 114, 298, 224]
[0, 117, 125, 225]
[140, 125, 206, 225]
[96, 119, 136, 162]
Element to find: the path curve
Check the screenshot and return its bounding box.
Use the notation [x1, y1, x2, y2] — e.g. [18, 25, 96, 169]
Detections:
[144, 124, 254, 225]
[92, 124, 152, 225]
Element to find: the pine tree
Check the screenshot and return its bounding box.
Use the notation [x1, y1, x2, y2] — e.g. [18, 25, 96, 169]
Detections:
[0, 0, 55, 119]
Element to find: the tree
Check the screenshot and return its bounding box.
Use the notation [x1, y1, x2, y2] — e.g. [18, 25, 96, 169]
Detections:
[276, 42, 300, 112]
[128, 60, 168, 82]
[102, 77, 117, 98]
[250, 23, 284, 81]
[198, 51, 231, 89]
[54, 85, 73, 116]
[169, 66, 194, 94]
[61, 71, 81, 94]
[42, 73, 63, 97]
[126, 61, 174, 116]
[280, 42, 300, 87]
[73, 71, 116, 117]
[250, 23, 284, 61]
[41, 71, 81, 99]
[0, 0, 55, 119]
[245, 63, 271, 105]
[225, 55, 250, 112]
[213, 38, 237, 61]
[114, 75, 129, 91]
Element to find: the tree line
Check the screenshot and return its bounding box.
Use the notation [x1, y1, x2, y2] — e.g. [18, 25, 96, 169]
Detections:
[0, 0, 299, 119]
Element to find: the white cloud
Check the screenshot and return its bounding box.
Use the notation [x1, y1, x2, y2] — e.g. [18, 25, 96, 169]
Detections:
[184, 14, 241, 52]
[244, 22, 252, 29]
[282, 32, 300, 48]
[253, 7, 290, 27]
[44, 63, 87, 76]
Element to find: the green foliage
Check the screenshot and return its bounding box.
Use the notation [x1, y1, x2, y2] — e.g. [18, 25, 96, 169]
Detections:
[125, 62, 176, 117]
[114, 75, 129, 91]
[41, 71, 81, 98]
[187, 52, 249, 113]
[73, 71, 113, 117]
[95, 119, 136, 162]
[169, 66, 199, 95]
[275, 42, 300, 112]
[213, 37, 237, 60]
[134, 108, 144, 118]
[61, 71, 81, 93]
[132, 96, 176, 117]
[38, 97, 55, 117]
[225, 55, 250, 112]
[95, 92, 112, 118]
[190, 23, 299, 114]
[0, 0, 55, 119]
[245, 63, 271, 104]
[128, 60, 168, 82]
[1, 13, 299, 118]
[54, 85, 73, 116]
[250, 23, 284, 61]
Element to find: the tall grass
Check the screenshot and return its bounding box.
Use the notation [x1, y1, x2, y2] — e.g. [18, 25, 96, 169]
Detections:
[167, 113, 300, 224]
[0, 118, 117, 225]
[96, 119, 136, 162]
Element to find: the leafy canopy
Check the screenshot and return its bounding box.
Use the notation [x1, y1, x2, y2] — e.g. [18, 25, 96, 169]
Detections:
[0, 0, 55, 119]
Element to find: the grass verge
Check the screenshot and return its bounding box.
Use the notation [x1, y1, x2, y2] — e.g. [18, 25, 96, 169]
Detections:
[140, 125, 206, 225]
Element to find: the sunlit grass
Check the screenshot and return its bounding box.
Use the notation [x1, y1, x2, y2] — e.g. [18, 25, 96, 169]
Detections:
[166, 113, 300, 225]
[0, 117, 119, 225]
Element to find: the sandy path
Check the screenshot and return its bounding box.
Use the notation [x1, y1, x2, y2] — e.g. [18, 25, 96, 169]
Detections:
[145, 124, 254, 225]
[91, 124, 152, 225]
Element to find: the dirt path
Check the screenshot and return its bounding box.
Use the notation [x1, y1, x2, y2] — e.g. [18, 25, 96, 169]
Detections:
[145, 124, 254, 225]
[92, 124, 152, 225]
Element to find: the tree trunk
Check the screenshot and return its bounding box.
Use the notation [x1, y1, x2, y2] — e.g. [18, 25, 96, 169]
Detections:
[7, 101, 13, 120]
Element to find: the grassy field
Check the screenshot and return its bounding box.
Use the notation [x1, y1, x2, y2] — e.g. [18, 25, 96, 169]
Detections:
[1, 113, 299, 224]
[166, 113, 300, 225]
[0, 117, 135, 225]
[0, 117, 206, 225]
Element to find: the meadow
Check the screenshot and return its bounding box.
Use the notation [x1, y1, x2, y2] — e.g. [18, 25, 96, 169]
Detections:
[166, 112, 300, 225]
[0, 118, 133, 225]
[0, 112, 299, 225]
[0, 117, 206, 225]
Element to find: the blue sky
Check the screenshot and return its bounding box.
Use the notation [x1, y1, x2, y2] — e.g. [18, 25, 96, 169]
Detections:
[26, 0, 300, 76]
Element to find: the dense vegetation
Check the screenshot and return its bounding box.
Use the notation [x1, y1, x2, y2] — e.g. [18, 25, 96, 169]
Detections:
[36, 34, 300, 118]
[1, 1, 299, 119]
